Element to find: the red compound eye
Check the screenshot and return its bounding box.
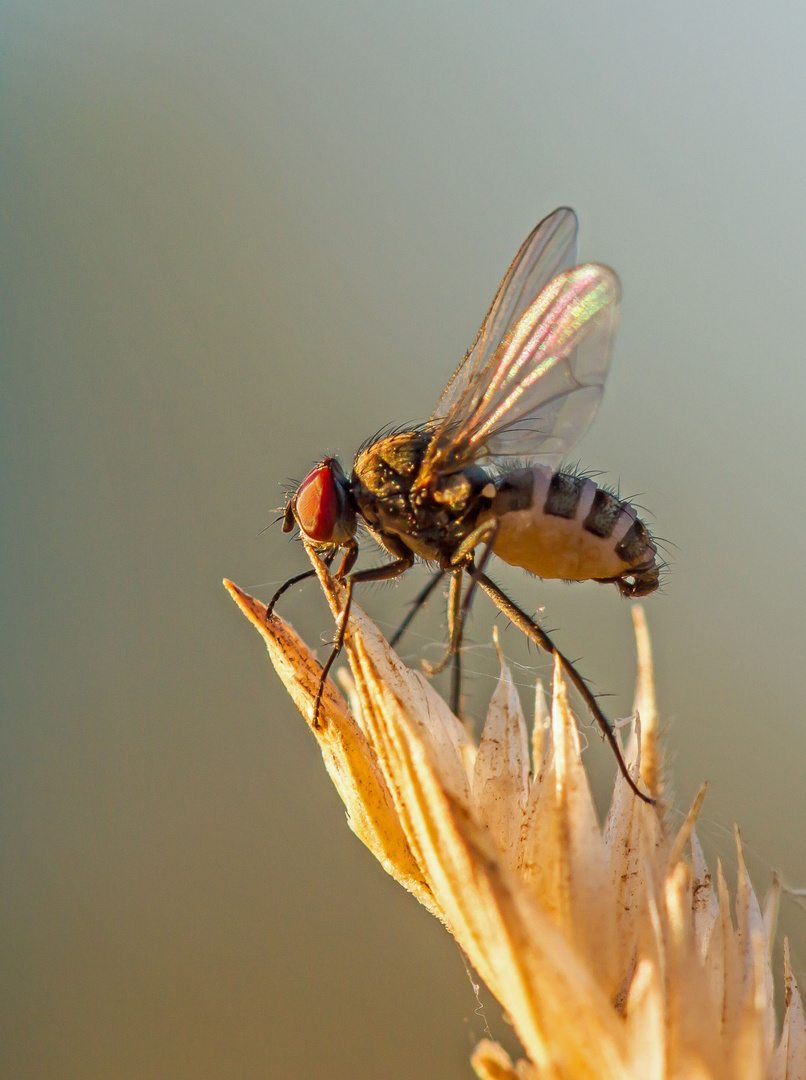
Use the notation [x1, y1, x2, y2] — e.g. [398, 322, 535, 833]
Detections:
[294, 460, 343, 542]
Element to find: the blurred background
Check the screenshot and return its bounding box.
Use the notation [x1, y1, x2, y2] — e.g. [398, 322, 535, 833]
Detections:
[3, 2, 806, 1076]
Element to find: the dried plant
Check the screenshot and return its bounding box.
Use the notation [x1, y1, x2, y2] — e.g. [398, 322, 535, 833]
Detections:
[225, 554, 805, 1080]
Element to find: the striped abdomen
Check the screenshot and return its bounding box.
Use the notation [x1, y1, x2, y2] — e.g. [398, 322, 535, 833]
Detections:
[485, 466, 659, 598]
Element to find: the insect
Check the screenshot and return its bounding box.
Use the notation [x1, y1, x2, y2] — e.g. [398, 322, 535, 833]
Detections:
[269, 207, 660, 803]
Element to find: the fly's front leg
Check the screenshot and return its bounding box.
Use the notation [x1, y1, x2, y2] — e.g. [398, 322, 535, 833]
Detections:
[475, 571, 654, 806]
[266, 549, 337, 623]
[312, 540, 414, 728]
[333, 539, 359, 580]
[266, 569, 316, 621]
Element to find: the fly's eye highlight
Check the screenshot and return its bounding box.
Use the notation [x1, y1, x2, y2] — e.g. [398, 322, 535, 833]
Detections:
[293, 459, 353, 544]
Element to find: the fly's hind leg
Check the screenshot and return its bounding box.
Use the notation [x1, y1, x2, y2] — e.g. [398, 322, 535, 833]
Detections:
[475, 571, 654, 806]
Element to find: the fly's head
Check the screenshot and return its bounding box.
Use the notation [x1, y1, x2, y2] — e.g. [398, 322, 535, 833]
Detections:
[283, 458, 357, 548]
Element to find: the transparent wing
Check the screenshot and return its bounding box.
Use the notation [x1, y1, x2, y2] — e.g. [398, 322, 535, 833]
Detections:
[433, 207, 579, 419]
[421, 263, 621, 480]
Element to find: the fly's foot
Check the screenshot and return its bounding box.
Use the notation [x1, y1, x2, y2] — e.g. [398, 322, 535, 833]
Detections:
[311, 681, 325, 730]
[422, 648, 454, 677]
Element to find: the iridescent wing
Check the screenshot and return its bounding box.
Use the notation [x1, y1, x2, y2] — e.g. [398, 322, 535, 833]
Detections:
[420, 260, 620, 481]
[433, 207, 579, 420]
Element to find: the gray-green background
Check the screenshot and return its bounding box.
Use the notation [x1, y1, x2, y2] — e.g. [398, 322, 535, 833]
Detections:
[3, 3, 806, 1077]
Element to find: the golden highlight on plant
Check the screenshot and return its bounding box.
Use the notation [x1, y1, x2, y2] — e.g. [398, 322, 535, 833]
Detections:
[226, 557, 804, 1080]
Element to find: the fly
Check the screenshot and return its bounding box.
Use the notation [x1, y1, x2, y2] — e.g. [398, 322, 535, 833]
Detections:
[269, 208, 660, 804]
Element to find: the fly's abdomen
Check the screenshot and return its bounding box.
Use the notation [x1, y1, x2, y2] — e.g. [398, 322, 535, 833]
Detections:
[487, 466, 659, 596]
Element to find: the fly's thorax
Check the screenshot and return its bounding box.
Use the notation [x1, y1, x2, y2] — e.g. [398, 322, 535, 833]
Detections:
[351, 429, 431, 533]
[352, 429, 432, 495]
[489, 465, 659, 594]
[352, 429, 494, 561]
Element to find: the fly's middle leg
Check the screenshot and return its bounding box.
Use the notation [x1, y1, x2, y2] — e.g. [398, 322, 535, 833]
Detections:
[421, 572, 463, 673]
[387, 568, 464, 716]
[422, 521, 498, 675]
[416, 570, 463, 718]
[389, 570, 445, 648]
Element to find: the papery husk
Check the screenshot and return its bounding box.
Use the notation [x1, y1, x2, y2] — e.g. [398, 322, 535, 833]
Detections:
[225, 585, 437, 915]
[226, 560, 806, 1080]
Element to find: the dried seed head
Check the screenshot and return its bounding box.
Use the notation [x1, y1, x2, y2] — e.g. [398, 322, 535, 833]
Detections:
[226, 566, 805, 1080]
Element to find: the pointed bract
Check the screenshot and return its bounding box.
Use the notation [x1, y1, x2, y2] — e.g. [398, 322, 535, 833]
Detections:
[474, 646, 530, 869]
[227, 562, 804, 1080]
